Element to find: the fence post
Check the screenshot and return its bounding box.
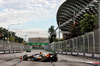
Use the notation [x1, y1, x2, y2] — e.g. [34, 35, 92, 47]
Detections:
[59, 42, 60, 51]
[66, 41, 67, 52]
[98, 0, 100, 52]
[86, 34, 90, 52]
[91, 32, 95, 52]
[82, 35, 85, 52]
[72, 39, 74, 52]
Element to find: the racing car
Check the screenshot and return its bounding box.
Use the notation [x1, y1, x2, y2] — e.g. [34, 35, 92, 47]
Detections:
[20, 52, 58, 62]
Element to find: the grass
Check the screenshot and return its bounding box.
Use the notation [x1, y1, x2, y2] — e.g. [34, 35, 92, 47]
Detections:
[45, 49, 55, 53]
[23, 49, 32, 51]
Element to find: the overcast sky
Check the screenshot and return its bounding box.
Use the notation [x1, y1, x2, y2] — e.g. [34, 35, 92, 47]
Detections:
[0, 0, 66, 41]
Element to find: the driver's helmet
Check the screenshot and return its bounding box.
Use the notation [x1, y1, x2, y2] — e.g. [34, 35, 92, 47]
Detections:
[40, 52, 43, 54]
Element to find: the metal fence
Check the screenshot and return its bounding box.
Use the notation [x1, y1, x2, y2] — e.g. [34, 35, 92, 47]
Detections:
[0, 40, 32, 53]
[45, 29, 100, 60]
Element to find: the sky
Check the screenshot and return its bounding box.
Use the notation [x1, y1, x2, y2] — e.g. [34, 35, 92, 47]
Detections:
[0, 0, 66, 41]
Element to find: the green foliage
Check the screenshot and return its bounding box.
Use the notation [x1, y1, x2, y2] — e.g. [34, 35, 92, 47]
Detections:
[48, 25, 56, 43]
[60, 39, 64, 41]
[53, 38, 59, 42]
[9, 36, 15, 42]
[70, 22, 82, 38]
[94, 14, 99, 30]
[0, 27, 8, 40]
[48, 26, 55, 35]
[45, 49, 55, 53]
[85, 46, 88, 52]
[64, 13, 97, 40]
[0, 27, 23, 43]
[24, 49, 32, 51]
[80, 13, 95, 32]
[65, 48, 72, 52]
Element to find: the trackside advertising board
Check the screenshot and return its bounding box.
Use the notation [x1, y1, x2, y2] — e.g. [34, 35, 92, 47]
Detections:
[25, 43, 48, 45]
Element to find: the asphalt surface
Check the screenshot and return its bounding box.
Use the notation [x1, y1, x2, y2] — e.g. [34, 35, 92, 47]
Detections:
[0, 49, 99, 66]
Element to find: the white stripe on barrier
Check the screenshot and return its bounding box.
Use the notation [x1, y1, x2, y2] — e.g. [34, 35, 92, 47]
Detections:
[63, 52, 66, 54]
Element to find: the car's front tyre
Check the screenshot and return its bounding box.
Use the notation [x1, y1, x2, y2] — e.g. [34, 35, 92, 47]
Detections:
[23, 55, 28, 61]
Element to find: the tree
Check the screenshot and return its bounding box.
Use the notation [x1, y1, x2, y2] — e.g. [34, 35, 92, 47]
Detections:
[70, 22, 82, 38]
[9, 36, 15, 42]
[18, 37, 23, 43]
[15, 36, 23, 43]
[80, 13, 95, 32]
[93, 14, 99, 30]
[48, 26, 55, 35]
[0, 27, 8, 40]
[64, 33, 72, 40]
[48, 25, 56, 43]
[0, 27, 24, 43]
[15, 36, 18, 43]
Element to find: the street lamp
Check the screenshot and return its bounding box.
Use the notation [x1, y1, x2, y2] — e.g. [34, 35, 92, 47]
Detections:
[8, 23, 20, 44]
[99, 0, 100, 52]
[25, 35, 27, 42]
[59, 22, 61, 41]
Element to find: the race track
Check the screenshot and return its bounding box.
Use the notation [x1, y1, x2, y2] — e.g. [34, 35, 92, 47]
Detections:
[0, 49, 98, 66]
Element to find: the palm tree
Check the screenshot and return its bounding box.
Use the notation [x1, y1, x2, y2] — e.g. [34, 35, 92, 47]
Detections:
[48, 25, 56, 43]
[48, 26, 55, 35]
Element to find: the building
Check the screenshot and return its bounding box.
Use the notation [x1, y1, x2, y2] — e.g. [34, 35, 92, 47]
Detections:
[53, 0, 100, 53]
[28, 37, 49, 43]
[57, 0, 98, 39]
[27, 37, 49, 49]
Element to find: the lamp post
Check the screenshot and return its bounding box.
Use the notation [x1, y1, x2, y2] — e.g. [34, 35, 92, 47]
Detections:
[25, 35, 27, 42]
[72, 38, 74, 52]
[59, 22, 61, 41]
[8, 23, 20, 44]
[99, 0, 100, 52]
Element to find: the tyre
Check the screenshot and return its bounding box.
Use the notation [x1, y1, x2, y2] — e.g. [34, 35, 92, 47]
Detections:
[23, 57, 28, 61]
[30, 58, 34, 61]
[23, 55, 28, 61]
[52, 57, 58, 62]
[41, 56, 47, 62]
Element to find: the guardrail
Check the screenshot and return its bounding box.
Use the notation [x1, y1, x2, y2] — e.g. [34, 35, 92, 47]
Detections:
[55, 51, 100, 60]
[0, 40, 32, 54]
[45, 29, 100, 60]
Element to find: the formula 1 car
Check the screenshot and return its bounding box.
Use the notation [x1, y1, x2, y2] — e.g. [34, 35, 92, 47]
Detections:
[26, 50, 31, 52]
[20, 52, 58, 62]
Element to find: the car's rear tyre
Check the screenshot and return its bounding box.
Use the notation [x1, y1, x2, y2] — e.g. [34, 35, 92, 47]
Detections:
[52, 57, 58, 62]
[30, 58, 34, 61]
